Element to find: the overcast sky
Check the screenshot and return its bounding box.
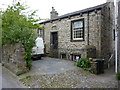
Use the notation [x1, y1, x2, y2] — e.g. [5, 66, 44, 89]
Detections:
[1, 0, 106, 19]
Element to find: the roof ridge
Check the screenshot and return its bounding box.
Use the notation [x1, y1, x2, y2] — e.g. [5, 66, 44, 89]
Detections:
[40, 2, 108, 24]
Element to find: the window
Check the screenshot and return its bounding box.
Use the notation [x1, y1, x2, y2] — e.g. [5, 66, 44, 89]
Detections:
[74, 55, 81, 62]
[61, 53, 66, 59]
[71, 19, 84, 41]
[113, 29, 115, 41]
[38, 28, 44, 39]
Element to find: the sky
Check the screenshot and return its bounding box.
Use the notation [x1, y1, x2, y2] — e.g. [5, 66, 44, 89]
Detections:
[1, 0, 106, 19]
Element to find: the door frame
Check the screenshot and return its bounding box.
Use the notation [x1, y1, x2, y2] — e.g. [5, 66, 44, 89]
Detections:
[50, 31, 58, 49]
[50, 31, 58, 58]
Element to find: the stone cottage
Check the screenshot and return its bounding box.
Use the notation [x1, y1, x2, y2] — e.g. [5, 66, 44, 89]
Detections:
[39, 1, 115, 68]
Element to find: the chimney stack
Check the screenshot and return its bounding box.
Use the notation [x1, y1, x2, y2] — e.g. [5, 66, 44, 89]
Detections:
[50, 7, 58, 19]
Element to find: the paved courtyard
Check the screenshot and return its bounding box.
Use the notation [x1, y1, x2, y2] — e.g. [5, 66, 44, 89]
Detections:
[19, 57, 118, 88]
[18, 57, 77, 80]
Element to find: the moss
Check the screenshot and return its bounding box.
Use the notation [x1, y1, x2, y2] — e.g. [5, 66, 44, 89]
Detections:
[23, 83, 30, 87]
[19, 75, 34, 81]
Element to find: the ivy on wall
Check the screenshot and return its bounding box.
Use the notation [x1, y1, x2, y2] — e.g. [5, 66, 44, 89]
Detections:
[2, 1, 42, 69]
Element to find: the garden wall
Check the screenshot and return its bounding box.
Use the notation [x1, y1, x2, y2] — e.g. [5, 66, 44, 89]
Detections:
[2, 43, 28, 75]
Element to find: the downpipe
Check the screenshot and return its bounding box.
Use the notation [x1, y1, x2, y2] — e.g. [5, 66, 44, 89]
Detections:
[115, 30, 118, 72]
[114, 0, 118, 73]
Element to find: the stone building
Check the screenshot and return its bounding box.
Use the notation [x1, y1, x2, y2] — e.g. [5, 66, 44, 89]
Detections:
[39, 1, 115, 68]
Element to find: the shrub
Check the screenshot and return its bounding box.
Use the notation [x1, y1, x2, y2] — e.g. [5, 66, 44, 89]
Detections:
[2, 1, 42, 69]
[116, 72, 120, 80]
[76, 57, 90, 69]
[76, 58, 93, 73]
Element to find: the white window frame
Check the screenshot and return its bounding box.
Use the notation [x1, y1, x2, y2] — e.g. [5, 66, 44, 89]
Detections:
[72, 19, 84, 41]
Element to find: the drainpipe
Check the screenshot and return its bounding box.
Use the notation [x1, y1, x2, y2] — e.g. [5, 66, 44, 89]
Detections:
[87, 12, 89, 45]
[114, 0, 118, 73]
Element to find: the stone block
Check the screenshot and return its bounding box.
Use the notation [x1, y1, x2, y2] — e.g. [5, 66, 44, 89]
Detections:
[2, 43, 28, 75]
[90, 61, 98, 74]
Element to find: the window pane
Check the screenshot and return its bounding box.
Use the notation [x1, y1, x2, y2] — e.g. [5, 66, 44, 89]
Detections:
[76, 35, 80, 38]
[73, 21, 83, 28]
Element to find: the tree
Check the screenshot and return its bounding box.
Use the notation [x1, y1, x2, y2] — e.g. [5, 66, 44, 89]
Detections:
[2, 1, 41, 69]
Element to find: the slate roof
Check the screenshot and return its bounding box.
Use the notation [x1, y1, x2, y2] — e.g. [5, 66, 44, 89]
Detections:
[40, 2, 108, 24]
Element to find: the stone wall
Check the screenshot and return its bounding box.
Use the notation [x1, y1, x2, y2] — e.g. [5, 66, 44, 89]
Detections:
[88, 10, 102, 58]
[2, 43, 28, 75]
[101, 2, 114, 67]
[43, 10, 101, 59]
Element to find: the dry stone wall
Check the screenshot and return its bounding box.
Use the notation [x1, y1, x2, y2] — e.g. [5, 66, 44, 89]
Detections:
[2, 43, 28, 75]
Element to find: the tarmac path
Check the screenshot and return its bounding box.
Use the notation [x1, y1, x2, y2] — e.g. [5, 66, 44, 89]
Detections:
[1, 64, 27, 88]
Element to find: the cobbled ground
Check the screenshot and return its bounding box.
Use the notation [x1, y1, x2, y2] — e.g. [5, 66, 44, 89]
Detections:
[19, 67, 118, 88]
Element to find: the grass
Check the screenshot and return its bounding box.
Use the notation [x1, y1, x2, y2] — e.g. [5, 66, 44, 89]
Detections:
[19, 75, 34, 81]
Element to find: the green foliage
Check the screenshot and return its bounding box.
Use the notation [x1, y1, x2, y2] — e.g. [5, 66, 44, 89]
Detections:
[76, 58, 90, 68]
[2, 1, 42, 69]
[76, 57, 92, 72]
[116, 72, 120, 80]
[19, 75, 33, 81]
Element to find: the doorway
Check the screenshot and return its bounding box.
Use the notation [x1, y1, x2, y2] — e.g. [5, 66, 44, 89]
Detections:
[50, 32, 58, 58]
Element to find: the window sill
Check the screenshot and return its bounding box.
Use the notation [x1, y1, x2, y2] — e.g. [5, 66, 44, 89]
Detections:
[70, 39, 85, 42]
